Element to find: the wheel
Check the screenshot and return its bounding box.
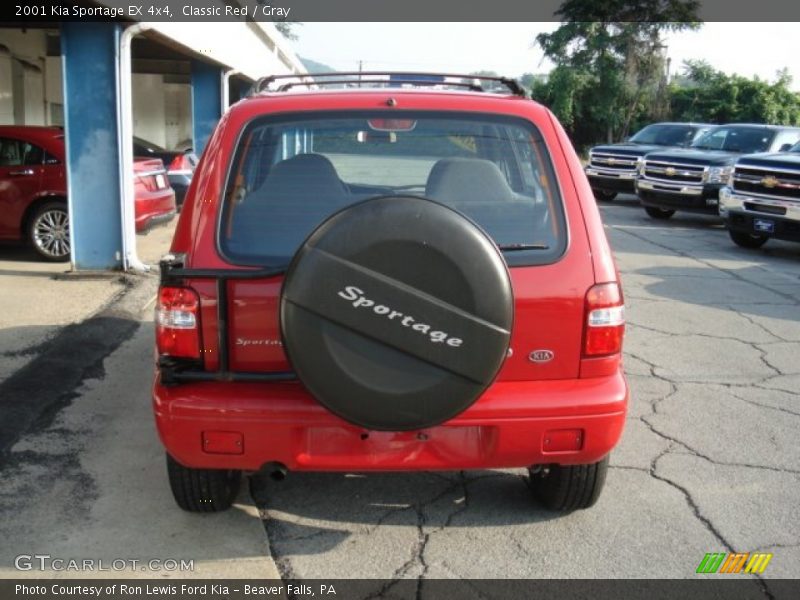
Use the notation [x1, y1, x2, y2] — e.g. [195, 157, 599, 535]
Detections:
[280, 195, 513, 431]
[645, 206, 675, 220]
[528, 456, 609, 511]
[29, 202, 70, 261]
[729, 229, 768, 249]
[166, 454, 241, 512]
[593, 190, 617, 202]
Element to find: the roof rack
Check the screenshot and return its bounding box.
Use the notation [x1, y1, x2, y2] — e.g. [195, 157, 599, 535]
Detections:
[253, 72, 529, 98]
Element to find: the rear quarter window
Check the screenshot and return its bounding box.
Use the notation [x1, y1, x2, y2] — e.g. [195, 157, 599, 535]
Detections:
[219, 111, 567, 268]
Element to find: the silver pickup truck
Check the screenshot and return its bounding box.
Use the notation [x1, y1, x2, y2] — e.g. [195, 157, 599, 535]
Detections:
[720, 144, 800, 248]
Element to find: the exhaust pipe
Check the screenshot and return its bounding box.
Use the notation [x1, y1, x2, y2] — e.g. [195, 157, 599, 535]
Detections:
[248, 462, 288, 505]
[262, 462, 288, 481]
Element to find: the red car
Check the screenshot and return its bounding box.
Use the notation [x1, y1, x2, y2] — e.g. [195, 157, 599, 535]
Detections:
[0, 126, 176, 261]
[132, 158, 178, 232]
[154, 73, 628, 514]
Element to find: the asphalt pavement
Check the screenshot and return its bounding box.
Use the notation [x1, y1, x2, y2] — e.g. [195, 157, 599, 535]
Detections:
[0, 196, 798, 585]
[254, 196, 800, 584]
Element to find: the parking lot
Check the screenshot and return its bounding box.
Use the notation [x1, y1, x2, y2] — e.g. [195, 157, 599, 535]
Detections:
[0, 195, 798, 584]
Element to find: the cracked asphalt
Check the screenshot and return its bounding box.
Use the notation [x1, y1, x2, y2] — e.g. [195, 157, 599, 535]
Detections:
[253, 195, 800, 583]
[0, 197, 798, 585]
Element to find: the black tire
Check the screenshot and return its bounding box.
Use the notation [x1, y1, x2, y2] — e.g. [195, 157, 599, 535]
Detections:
[593, 190, 617, 202]
[166, 454, 241, 512]
[644, 206, 675, 220]
[29, 202, 70, 262]
[529, 456, 609, 512]
[729, 229, 768, 249]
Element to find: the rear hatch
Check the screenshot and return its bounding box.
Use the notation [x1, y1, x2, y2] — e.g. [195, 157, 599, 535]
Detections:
[133, 157, 170, 191]
[200, 110, 595, 382]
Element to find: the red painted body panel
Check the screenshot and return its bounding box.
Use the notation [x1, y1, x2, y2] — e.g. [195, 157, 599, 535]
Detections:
[0, 126, 175, 240]
[154, 369, 628, 471]
[547, 110, 619, 285]
[158, 89, 629, 471]
[133, 158, 177, 231]
[0, 126, 66, 240]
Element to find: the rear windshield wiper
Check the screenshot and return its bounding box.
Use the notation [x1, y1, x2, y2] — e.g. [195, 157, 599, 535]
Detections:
[498, 243, 550, 251]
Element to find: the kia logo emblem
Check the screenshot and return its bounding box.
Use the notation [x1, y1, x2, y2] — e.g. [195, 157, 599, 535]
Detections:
[529, 350, 554, 363]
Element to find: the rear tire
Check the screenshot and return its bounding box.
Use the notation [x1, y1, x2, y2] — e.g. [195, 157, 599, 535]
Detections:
[729, 229, 768, 249]
[593, 190, 617, 202]
[166, 454, 241, 512]
[528, 456, 609, 511]
[645, 206, 675, 220]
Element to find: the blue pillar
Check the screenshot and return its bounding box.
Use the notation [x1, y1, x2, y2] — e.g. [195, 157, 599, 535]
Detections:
[61, 22, 123, 270]
[191, 61, 223, 156]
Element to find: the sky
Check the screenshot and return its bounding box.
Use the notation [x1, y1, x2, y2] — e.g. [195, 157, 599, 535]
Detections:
[291, 23, 800, 89]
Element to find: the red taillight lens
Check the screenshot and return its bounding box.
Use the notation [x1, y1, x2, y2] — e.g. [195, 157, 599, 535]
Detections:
[168, 154, 192, 173]
[156, 287, 201, 358]
[584, 282, 625, 357]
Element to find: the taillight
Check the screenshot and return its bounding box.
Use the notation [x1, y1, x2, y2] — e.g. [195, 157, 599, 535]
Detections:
[584, 282, 625, 357]
[156, 287, 201, 358]
[168, 154, 193, 173]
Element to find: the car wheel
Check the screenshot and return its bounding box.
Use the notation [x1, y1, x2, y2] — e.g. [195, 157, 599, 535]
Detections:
[29, 202, 70, 262]
[593, 190, 617, 202]
[729, 229, 768, 249]
[166, 454, 241, 512]
[528, 456, 609, 512]
[644, 206, 675, 220]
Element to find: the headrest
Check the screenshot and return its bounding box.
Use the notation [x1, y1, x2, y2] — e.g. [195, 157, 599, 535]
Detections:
[263, 153, 348, 197]
[425, 158, 515, 205]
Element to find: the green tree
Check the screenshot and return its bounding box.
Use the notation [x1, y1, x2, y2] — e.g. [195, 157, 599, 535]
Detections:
[535, 0, 701, 149]
[670, 61, 800, 125]
[519, 72, 548, 95]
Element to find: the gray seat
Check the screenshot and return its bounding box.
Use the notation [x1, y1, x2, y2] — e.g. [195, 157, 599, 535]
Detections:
[255, 153, 349, 202]
[228, 153, 352, 259]
[424, 158, 545, 246]
[425, 157, 517, 207]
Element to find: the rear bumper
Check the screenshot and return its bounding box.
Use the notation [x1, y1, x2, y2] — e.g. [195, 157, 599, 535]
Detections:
[135, 189, 177, 231]
[153, 371, 629, 472]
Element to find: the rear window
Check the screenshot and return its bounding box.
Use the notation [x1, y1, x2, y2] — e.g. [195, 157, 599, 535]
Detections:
[219, 111, 566, 267]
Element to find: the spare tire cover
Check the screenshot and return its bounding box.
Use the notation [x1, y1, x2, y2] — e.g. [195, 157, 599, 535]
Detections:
[280, 196, 513, 431]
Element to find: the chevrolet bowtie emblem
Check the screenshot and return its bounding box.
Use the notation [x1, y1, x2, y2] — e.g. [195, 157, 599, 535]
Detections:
[665, 167, 676, 176]
[761, 175, 779, 188]
[607, 157, 616, 164]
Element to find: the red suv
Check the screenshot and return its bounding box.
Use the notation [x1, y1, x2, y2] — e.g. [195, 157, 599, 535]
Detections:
[0, 126, 176, 261]
[154, 74, 628, 513]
